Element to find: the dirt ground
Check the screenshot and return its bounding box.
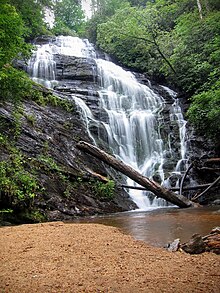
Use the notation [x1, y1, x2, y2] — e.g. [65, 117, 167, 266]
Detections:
[0, 222, 219, 293]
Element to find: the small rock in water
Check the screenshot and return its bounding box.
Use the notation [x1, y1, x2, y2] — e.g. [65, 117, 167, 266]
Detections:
[167, 238, 180, 252]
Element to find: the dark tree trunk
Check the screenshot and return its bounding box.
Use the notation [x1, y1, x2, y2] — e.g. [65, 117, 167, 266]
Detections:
[77, 141, 196, 208]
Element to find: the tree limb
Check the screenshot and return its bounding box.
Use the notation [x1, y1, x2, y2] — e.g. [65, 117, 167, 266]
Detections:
[192, 176, 220, 201]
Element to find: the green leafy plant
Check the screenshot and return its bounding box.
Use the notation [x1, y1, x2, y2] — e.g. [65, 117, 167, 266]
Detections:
[93, 179, 115, 200]
[187, 85, 220, 142]
[32, 91, 74, 112]
[53, 0, 86, 36]
[25, 113, 36, 126]
[0, 145, 41, 212]
[0, 66, 33, 103]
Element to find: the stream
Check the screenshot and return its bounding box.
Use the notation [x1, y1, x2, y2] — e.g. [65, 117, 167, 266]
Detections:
[73, 206, 220, 247]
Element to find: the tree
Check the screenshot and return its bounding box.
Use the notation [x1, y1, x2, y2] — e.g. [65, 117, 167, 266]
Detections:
[187, 84, 220, 147]
[169, 10, 220, 93]
[0, 2, 35, 102]
[85, 0, 129, 42]
[8, 0, 52, 39]
[97, 5, 176, 76]
[197, 0, 203, 19]
[53, 0, 86, 35]
[0, 2, 32, 68]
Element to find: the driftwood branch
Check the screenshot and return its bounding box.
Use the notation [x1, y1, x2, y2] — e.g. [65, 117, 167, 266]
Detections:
[192, 176, 220, 201]
[180, 163, 193, 195]
[121, 183, 214, 192]
[197, 167, 220, 172]
[77, 141, 195, 208]
[203, 158, 220, 164]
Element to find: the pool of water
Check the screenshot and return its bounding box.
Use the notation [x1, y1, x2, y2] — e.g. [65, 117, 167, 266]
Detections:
[73, 206, 220, 247]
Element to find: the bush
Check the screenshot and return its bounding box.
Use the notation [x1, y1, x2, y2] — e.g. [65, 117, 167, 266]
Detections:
[93, 180, 115, 200]
[0, 65, 33, 103]
[0, 139, 40, 212]
[187, 86, 220, 142]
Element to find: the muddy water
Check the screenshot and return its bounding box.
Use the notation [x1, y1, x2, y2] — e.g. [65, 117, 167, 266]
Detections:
[74, 207, 220, 247]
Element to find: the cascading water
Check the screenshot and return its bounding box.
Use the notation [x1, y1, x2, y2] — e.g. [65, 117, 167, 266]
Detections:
[96, 59, 168, 209]
[27, 43, 57, 89]
[27, 36, 189, 210]
[27, 36, 95, 88]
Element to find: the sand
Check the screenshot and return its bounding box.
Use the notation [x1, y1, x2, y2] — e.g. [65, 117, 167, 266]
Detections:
[0, 222, 219, 292]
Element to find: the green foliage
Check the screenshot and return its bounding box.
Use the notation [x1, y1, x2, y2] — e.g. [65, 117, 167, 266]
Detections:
[168, 10, 220, 92]
[21, 209, 46, 222]
[0, 66, 33, 102]
[37, 154, 74, 198]
[53, 0, 86, 35]
[85, 0, 130, 42]
[0, 140, 41, 212]
[51, 19, 78, 36]
[25, 113, 36, 126]
[8, 0, 52, 40]
[92, 180, 115, 200]
[97, 5, 164, 73]
[187, 84, 220, 141]
[0, 1, 54, 109]
[32, 90, 74, 112]
[0, 3, 32, 67]
[38, 155, 63, 172]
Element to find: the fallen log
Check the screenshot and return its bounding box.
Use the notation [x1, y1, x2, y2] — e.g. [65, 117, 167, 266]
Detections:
[77, 141, 195, 208]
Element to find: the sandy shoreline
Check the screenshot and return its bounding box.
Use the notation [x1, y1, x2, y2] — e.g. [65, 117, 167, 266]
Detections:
[0, 222, 219, 292]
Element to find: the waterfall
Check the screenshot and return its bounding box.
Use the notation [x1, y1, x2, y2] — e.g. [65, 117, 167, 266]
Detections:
[27, 43, 57, 89]
[27, 36, 189, 210]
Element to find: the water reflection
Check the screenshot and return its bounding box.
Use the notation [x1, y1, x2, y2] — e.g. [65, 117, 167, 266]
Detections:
[73, 207, 220, 247]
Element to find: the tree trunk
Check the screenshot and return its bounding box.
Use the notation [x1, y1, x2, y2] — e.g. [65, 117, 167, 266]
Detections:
[77, 141, 195, 208]
[197, 0, 203, 19]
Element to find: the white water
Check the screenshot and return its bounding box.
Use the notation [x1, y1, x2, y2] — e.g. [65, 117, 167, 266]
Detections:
[27, 36, 95, 88]
[161, 86, 188, 174]
[27, 36, 188, 210]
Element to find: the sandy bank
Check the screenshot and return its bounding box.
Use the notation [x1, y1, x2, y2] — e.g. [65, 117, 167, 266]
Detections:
[0, 222, 219, 292]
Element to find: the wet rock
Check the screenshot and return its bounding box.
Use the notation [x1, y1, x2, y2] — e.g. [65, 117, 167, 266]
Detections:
[203, 227, 220, 254]
[0, 98, 136, 223]
[34, 35, 56, 45]
[54, 54, 97, 81]
[181, 234, 206, 254]
[167, 238, 180, 252]
[211, 199, 220, 206]
[179, 228, 220, 255]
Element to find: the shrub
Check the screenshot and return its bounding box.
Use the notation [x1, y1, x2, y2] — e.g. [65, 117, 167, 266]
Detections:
[0, 141, 40, 212]
[187, 86, 220, 142]
[93, 180, 115, 200]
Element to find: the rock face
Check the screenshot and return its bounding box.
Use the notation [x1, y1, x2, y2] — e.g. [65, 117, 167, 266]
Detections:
[54, 54, 97, 81]
[0, 97, 136, 224]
